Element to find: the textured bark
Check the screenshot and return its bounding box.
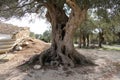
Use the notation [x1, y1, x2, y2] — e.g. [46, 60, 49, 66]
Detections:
[78, 34, 82, 48]
[78, 33, 90, 48]
[86, 34, 90, 47]
[98, 32, 104, 48]
[25, 0, 95, 68]
[83, 34, 86, 47]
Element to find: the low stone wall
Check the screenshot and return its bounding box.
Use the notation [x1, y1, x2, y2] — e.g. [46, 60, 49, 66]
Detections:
[0, 22, 30, 53]
[0, 34, 11, 39]
[0, 22, 30, 41]
[12, 27, 30, 40]
[0, 39, 16, 53]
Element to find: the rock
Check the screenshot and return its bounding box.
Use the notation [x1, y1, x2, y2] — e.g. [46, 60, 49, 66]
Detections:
[41, 69, 45, 73]
[23, 41, 29, 46]
[25, 42, 29, 45]
[50, 61, 59, 66]
[33, 65, 41, 70]
[15, 45, 22, 51]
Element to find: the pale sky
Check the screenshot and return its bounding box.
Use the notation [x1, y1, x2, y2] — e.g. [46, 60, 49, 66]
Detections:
[5, 13, 50, 34]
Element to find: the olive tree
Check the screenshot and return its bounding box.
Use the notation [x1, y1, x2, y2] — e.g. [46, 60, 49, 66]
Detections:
[0, 0, 119, 68]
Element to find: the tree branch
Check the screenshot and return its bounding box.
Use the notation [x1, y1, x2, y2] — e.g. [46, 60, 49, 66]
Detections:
[65, 0, 88, 33]
[0, 1, 38, 12]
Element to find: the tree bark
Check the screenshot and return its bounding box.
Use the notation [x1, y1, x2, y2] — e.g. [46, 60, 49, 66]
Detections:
[83, 34, 86, 47]
[86, 34, 90, 47]
[25, 0, 94, 68]
[78, 33, 82, 48]
[98, 32, 104, 48]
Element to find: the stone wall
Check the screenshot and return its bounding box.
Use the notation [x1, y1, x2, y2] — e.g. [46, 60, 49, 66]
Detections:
[0, 34, 11, 39]
[12, 27, 30, 41]
[0, 22, 30, 41]
[0, 22, 30, 53]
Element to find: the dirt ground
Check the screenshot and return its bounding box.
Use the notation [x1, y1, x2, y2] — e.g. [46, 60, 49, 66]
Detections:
[0, 38, 120, 80]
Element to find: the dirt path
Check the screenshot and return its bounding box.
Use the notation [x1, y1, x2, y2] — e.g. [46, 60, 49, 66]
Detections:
[0, 38, 49, 80]
[0, 40, 120, 80]
[77, 49, 120, 61]
[77, 49, 120, 79]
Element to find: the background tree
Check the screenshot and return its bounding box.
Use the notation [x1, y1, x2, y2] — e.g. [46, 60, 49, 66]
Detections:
[39, 30, 51, 42]
[110, 13, 120, 44]
[35, 34, 40, 39]
[94, 12, 120, 47]
[30, 32, 36, 38]
[0, 0, 120, 68]
[75, 13, 96, 48]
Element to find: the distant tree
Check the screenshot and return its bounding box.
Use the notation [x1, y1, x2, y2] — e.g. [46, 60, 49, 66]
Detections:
[110, 13, 120, 44]
[30, 32, 36, 38]
[39, 30, 51, 42]
[35, 34, 40, 39]
[75, 14, 96, 48]
[94, 12, 120, 47]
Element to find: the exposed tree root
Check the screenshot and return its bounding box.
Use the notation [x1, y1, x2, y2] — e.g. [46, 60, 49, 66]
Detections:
[21, 48, 96, 69]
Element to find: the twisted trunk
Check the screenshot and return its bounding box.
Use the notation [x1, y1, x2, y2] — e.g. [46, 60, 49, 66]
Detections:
[26, 0, 94, 68]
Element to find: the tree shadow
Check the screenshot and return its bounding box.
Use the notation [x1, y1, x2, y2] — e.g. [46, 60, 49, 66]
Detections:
[0, 74, 7, 80]
[0, 59, 9, 64]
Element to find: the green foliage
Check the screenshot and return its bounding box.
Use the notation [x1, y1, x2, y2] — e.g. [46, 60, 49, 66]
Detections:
[103, 45, 120, 51]
[75, 7, 120, 46]
[0, 0, 120, 19]
[74, 14, 96, 42]
[29, 30, 51, 43]
[39, 30, 51, 43]
[30, 32, 36, 38]
[35, 34, 40, 39]
[0, 0, 120, 45]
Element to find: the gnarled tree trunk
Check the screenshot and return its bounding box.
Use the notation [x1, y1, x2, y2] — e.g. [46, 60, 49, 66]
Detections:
[26, 0, 94, 68]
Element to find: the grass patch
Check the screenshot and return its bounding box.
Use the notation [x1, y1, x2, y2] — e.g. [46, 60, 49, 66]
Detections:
[103, 45, 120, 51]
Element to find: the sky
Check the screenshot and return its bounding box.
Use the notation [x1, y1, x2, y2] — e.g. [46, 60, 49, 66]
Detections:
[5, 13, 50, 34]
